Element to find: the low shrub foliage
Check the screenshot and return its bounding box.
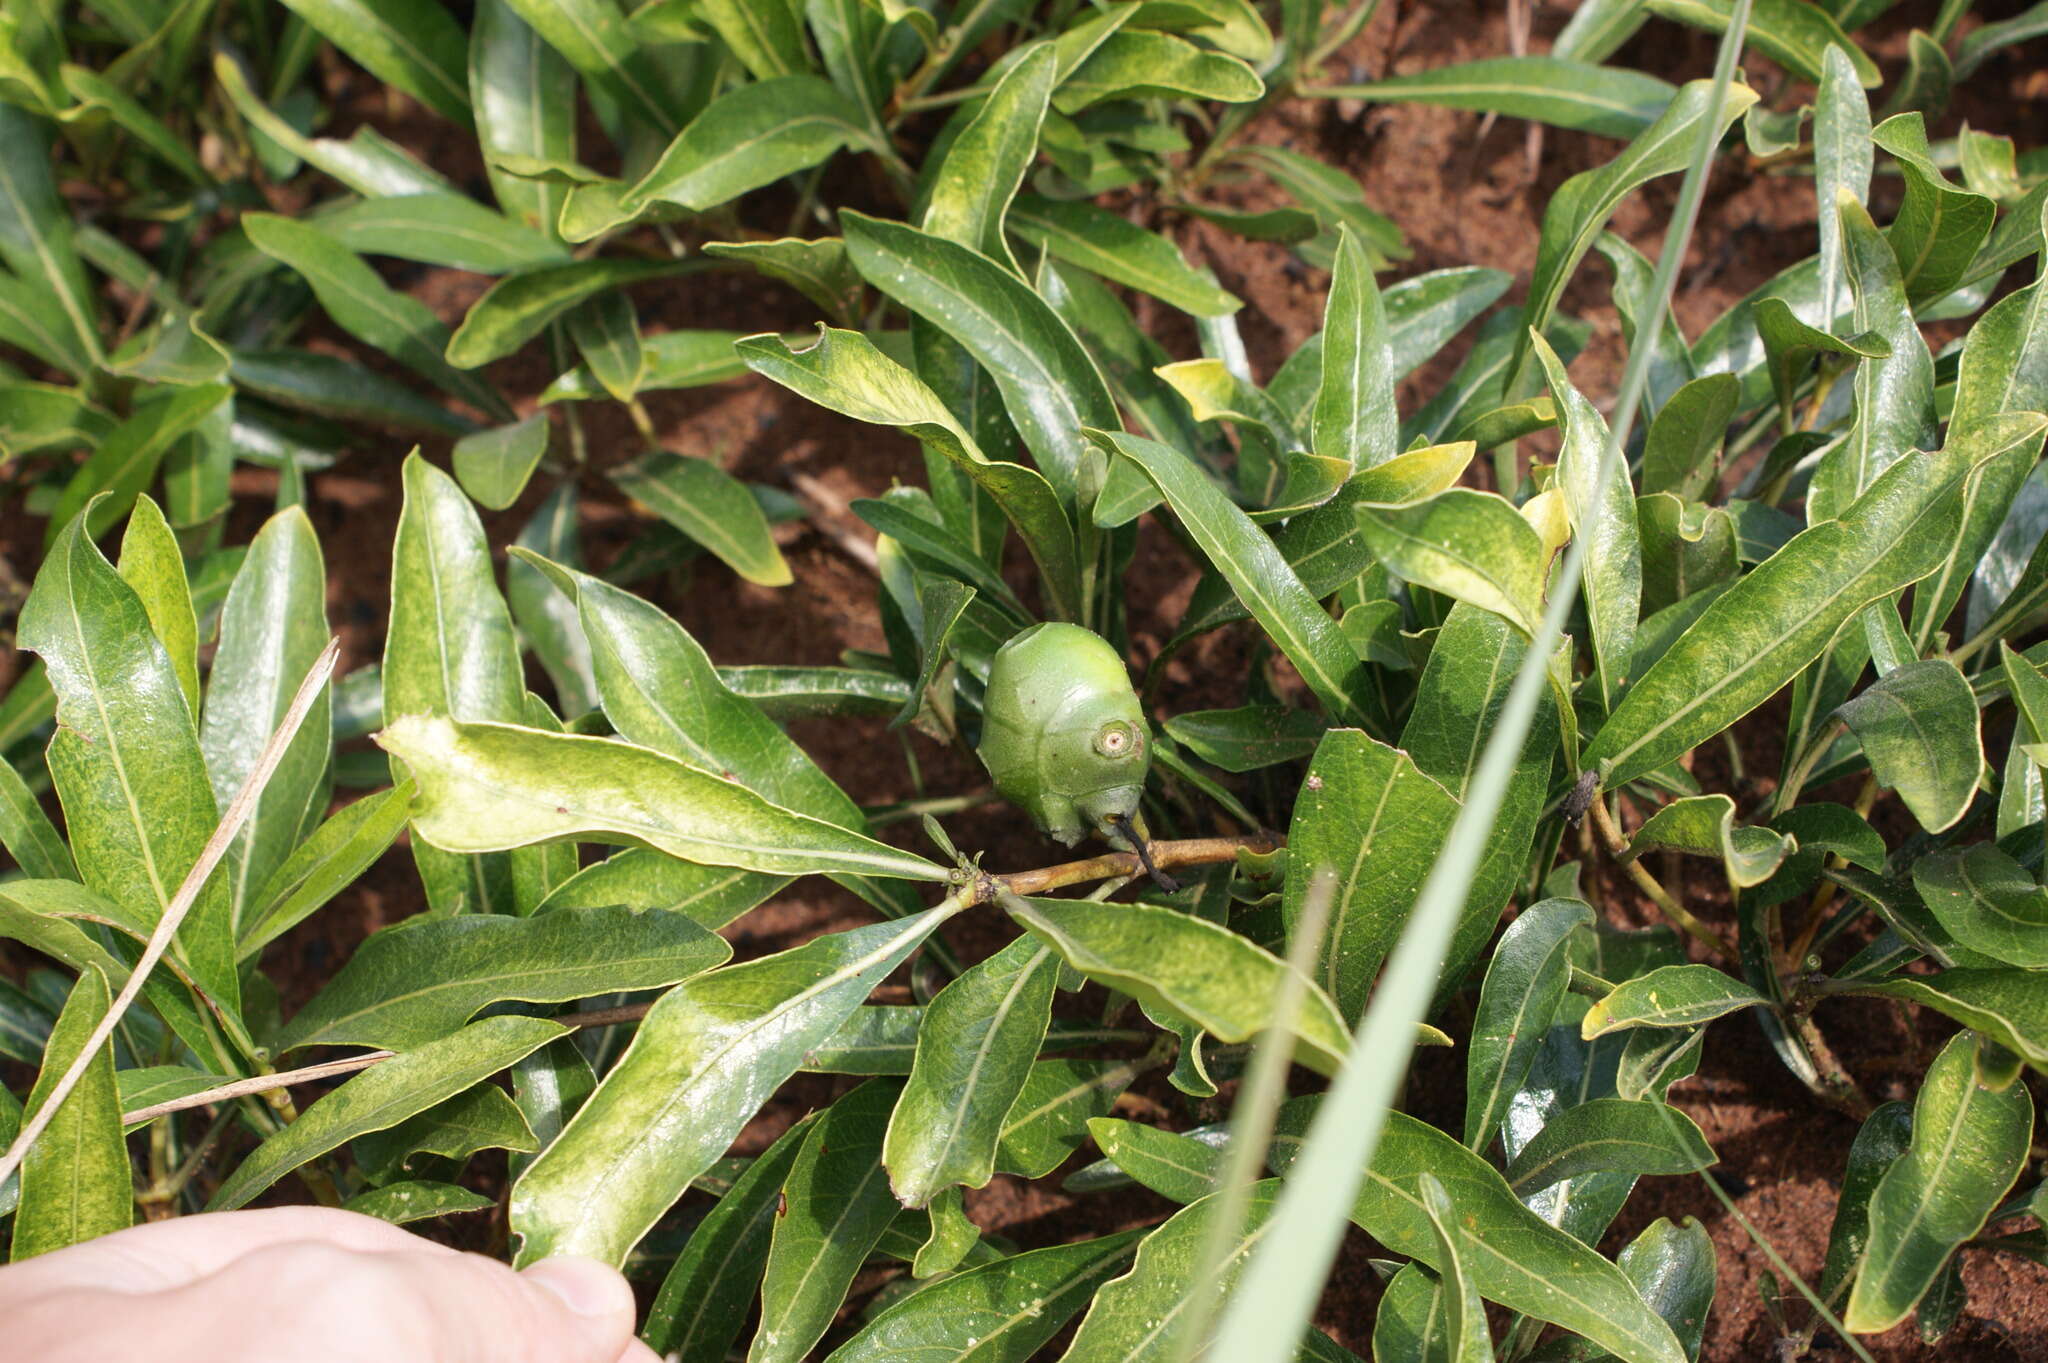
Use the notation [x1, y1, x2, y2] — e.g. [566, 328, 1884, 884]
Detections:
[1, 1, 2045, 1359]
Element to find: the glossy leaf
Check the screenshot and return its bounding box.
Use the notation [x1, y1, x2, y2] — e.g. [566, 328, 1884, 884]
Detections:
[609, 448, 792, 588]
[1011, 195, 1239, 317]
[828, 1229, 1143, 1363]
[1417, 1172, 1494, 1363]
[1845, 1032, 2033, 1331]
[1582, 965, 1765, 1038]
[1314, 227, 1396, 470]
[499, 0, 686, 136]
[644, 1111, 818, 1362]
[1054, 29, 1262, 113]
[1004, 896, 1350, 1075]
[453, 414, 550, 511]
[1163, 706, 1327, 773]
[738, 327, 1079, 617]
[1355, 488, 1548, 635]
[1847, 970, 2048, 1069]
[1870, 114, 1996, 307]
[1612, 1217, 1717, 1362]
[1584, 415, 2048, 789]
[377, 713, 947, 883]
[343, 1180, 495, 1224]
[0, 105, 99, 373]
[9, 968, 128, 1260]
[279, 905, 729, 1051]
[240, 783, 413, 958]
[922, 44, 1057, 268]
[18, 514, 238, 1014]
[1285, 730, 1460, 1022]
[352, 1083, 538, 1183]
[277, 0, 472, 124]
[1465, 898, 1592, 1151]
[1912, 844, 2048, 968]
[508, 904, 955, 1265]
[313, 194, 565, 272]
[1817, 1101, 1915, 1315]
[470, 0, 575, 233]
[995, 1058, 1139, 1179]
[1831, 659, 1981, 833]
[754, 1080, 902, 1363]
[47, 384, 231, 547]
[1644, 0, 1876, 85]
[626, 76, 871, 212]
[446, 259, 681, 369]
[885, 935, 1058, 1207]
[1502, 1098, 1715, 1195]
[1094, 429, 1372, 725]
[1625, 794, 1792, 889]
[843, 211, 1117, 513]
[1325, 55, 1673, 138]
[209, 1016, 565, 1210]
[1084, 1119, 1223, 1204]
[201, 508, 332, 933]
[244, 214, 504, 418]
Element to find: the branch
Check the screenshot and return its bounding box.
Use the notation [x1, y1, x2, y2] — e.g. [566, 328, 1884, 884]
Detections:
[117, 832, 1276, 1128]
[1588, 794, 1736, 960]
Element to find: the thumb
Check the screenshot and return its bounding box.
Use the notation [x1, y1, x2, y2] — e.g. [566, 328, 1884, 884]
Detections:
[521, 1258, 662, 1362]
[380, 1249, 653, 1363]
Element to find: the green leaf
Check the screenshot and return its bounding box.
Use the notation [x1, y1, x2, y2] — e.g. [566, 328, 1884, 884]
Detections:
[509, 483, 599, 717]
[1817, 1101, 1914, 1316]
[1534, 332, 1640, 708]
[9, 968, 129, 1259]
[0, 105, 100, 373]
[885, 936, 1057, 1207]
[1644, 0, 1877, 85]
[1511, 79, 1756, 393]
[18, 514, 239, 1016]
[842, 211, 1117, 514]
[313, 194, 567, 272]
[1009, 195, 1240, 317]
[1417, 1172, 1494, 1363]
[703, 238, 863, 323]
[737, 327, 1079, 617]
[1625, 794, 1793, 889]
[1004, 896, 1349, 1075]
[352, 1083, 538, 1183]
[1092, 429, 1373, 726]
[498, 0, 687, 136]
[343, 1180, 495, 1224]
[1584, 415, 2048, 789]
[1912, 845, 2048, 969]
[610, 448, 794, 589]
[244, 214, 506, 419]
[1313, 227, 1396, 470]
[452, 413, 551, 511]
[1054, 28, 1262, 112]
[1465, 898, 1593, 1151]
[508, 904, 956, 1265]
[201, 508, 332, 933]
[751, 1080, 903, 1363]
[1273, 1109, 1689, 1363]
[470, 0, 576, 234]
[1284, 730, 1460, 1022]
[1847, 969, 2048, 1069]
[240, 783, 413, 959]
[692, 0, 808, 78]
[1870, 114, 1997, 307]
[625, 75, 869, 212]
[996, 1058, 1138, 1178]
[1502, 1097, 1715, 1195]
[1163, 705, 1327, 772]
[277, 0, 472, 125]
[445, 258, 681, 369]
[1751, 300, 1887, 439]
[1083, 1119, 1222, 1204]
[1355, 488, 1548, 635]
[376, 714, 948, 883]
[231, 349, 474, 435]
[278, 904, 729, 1051]
[922, 43, 1057, 269]
[1582, 965, 1765, 1038]
[209, 1015, 565, 1210]
[0, 747, 72, 882]
[47, 384, 231, 547]
[536, 847, 777, 929]
[1955, 0, 2048, 77]
[1845, 1032, 2033, 1331]
[384, 453, 525, 915]
[1610, 1217, 1717, 1363]
[543, 329, 758, 402]
[643, 1110, 818, 1362]
[1831, 659, 1982, 833]
[828, 1229, 1144, 1363]
[115, 497, 200, 722]
[1322, 56, 1676, 138]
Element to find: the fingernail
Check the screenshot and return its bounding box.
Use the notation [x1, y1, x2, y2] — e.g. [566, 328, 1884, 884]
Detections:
[524, 1255, 634, 1320]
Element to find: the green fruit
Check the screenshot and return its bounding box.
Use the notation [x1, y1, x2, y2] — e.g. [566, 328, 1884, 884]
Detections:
[977, 623, 1150, 846]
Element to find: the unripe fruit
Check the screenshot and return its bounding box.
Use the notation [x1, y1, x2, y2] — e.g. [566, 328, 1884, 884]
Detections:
[976, 623, 1149, 846]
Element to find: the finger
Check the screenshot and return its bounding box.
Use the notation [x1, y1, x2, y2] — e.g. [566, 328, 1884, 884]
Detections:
[0, 1206, 459, 1299]
[402, 1252, 644, 1363]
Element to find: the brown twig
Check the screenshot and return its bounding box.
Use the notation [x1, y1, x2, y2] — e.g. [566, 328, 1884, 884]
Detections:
[1588, 793, 1737, 960]
[119, 833, 1278, 1127]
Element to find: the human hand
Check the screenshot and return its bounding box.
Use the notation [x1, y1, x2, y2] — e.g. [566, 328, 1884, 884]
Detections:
[0, 1205, 663, 1363]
